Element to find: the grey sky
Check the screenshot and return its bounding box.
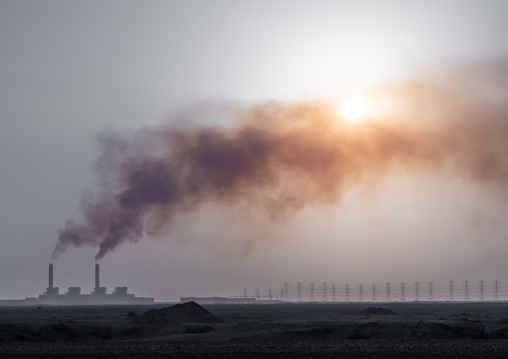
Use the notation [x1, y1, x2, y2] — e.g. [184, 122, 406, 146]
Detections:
[1, 1, 508, 301]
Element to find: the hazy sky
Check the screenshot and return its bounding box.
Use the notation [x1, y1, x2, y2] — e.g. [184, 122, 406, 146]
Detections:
[1, 1, 508, 302]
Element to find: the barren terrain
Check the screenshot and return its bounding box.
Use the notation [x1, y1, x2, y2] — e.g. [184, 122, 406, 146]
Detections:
[1, 301, 508, 358]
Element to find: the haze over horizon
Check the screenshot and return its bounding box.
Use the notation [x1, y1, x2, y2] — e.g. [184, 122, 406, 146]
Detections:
[1, 1, 508, 302]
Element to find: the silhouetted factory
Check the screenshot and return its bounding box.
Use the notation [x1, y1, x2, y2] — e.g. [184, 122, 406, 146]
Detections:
[39, 263, 154, 304]
[0, 263, 154, 305]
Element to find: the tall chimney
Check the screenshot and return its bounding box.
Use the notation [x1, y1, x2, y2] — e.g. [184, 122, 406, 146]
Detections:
[95, 263, 99, 289]
[49, 263, 53, 288]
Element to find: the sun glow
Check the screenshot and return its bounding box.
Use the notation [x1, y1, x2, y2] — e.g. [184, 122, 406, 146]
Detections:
[340, 97, 367, 122]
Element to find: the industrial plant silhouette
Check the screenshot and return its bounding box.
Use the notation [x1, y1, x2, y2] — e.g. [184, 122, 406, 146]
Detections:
[0, 263, 154, 305]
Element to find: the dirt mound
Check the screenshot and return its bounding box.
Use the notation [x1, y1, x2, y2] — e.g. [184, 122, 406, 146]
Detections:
[356, 307, 396, 315]
[132, 301, 224, 325]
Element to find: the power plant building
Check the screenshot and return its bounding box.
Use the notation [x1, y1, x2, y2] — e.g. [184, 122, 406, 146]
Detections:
[34, 263, 154, 305]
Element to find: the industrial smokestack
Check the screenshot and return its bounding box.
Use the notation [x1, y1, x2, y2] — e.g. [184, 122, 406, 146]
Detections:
[49, 263, 53, 288]
[95, 263, 99, 289]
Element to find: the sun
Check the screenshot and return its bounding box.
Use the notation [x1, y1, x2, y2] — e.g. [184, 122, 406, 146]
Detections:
[340, 97, 366, 122]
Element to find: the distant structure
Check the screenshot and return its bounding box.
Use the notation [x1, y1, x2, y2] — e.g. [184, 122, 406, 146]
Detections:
[331, 283, 337, 302]
[494, 280, 500, 301]
[448, 280, 455, 301]
[296, 282, 302, 302]
[36, 263, 154, 305]
[428, 282, 434, 301]
[464, 280, 470, 301]
[479, 280, 485, 301]
[181, 296, 259, 304]
[400, 282, 406, 301]
[322, 282, 328, 302]
[310, 282, 315, 301]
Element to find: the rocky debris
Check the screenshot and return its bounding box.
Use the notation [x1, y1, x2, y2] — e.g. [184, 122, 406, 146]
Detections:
[0, 323, 116, 342]
[356, 307, 396, 316]
[184, 325, 214, 334]
[0, 324, 38, 342]
[39, 323, 77, 341]
[411, 320, 487, 339]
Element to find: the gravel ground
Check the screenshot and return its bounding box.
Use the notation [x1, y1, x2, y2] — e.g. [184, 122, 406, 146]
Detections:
[1, 339, 508, 358]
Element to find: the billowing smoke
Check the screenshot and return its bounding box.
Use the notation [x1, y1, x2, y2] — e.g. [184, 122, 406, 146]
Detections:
[53, 64, 508, 260]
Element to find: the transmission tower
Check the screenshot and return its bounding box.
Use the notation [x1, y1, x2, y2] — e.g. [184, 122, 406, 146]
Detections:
[255, 288, 260, 300]
[284, 282, 290, 301]
[345, 283, 350, 301]
[464, 280, 470, 301]
[243, 288, 248, 298]
[428, 282, 434, 301]
[322, 282, 328, 302]
[358, 284, 363, 301]
[400, 282, 406, 301]
[494, 280, 500, 301]
[414, 282, 420, 301]
[297, 282, 302, 302]
[310, 282, 315, 302]
[331, 283, 337, 302]
[479, 280, 485, 301]
[386, 282, 391, 301]
[371, 284, 377, 302]
[448, 280, 455, 301]
[267, 288, 273, 301]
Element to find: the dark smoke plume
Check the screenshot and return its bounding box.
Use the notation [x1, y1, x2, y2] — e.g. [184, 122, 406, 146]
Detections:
[53, 64, 508, 260]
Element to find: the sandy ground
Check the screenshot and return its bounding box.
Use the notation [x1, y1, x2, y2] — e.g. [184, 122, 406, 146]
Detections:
[1, 301, 508, 358]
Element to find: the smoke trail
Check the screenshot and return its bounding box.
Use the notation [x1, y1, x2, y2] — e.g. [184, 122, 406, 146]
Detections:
[52, 64, 508, 260]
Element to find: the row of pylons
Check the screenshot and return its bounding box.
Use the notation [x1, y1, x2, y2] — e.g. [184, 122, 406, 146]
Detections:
[240, 281, 502, 302]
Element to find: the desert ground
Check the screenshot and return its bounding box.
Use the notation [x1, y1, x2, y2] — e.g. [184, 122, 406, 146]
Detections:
[1, 301, 508, 358]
